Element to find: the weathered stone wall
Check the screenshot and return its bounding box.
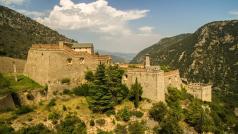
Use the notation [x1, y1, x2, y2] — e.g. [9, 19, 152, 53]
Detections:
[0, 94, 16, 111]
[124, 69, 165, 102]
[186, 84, 212, 102]
[164, 70, 183, 91]
[24, 44, 111, 86]
[0, 56, 26, 73]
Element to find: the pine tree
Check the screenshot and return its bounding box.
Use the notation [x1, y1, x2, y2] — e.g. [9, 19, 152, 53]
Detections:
[130, 78, 143, 108]
[87, 64, 114, 112]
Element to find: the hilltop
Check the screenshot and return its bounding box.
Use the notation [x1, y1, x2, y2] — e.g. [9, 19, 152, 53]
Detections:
[131, 20, 238, 94]
[0, 5, 75, 59]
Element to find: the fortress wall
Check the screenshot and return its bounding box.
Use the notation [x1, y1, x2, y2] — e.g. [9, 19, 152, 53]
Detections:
[24, 49, 50, 85]
[0, 56, 26, 73]
[164, 70, 182, 91]
[201, 85, 212, 102]
[24, 47, 110, 86]
[125, 71, 165, 102]
[47, 51, 99, 86]
[186, 84, 212, 102]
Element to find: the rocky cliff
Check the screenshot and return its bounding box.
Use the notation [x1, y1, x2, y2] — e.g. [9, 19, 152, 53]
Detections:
[131, 20, 238, 92]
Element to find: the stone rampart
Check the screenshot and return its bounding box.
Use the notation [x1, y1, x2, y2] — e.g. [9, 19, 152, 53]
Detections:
[24, 43, 111, 86]
[186, 83, 212, 102]
[164, 70, 182, 91]
[0, 56, 26, 73]
[124, 69, 165, 102]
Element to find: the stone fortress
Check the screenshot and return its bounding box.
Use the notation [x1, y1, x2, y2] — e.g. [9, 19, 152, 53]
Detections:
[122, 54, 212, 102]
[23, 41, 212, 102]
[24, 41, 111, 86]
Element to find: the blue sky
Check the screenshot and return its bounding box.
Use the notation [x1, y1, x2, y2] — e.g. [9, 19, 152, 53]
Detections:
[1, 0, 238, 53]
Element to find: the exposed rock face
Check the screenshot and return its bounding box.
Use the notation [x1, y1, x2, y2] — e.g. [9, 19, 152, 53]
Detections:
[131, 20, 238, 91]
[0, 5, 75, 59]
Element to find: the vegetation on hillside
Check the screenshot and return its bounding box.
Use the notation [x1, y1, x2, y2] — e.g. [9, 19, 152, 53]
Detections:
[0, 5, 75, 59]
[149, 87, 238, 133]
[131, 20, 238, 97]
[74, 64, 129, 112]
[0, 73, 42, 96]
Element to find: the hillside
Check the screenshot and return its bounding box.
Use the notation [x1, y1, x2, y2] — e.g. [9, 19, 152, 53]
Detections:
[0, 5, 75, 59]
[131, 20, 238, 92]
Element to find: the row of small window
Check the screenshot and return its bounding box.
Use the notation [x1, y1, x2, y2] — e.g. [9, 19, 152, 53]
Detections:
[67, 57, 85, 64]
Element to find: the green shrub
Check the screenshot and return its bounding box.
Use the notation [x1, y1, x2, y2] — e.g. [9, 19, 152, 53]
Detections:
[16, 123, 51, 134]
[114, 124, 127, 134]
[63, 89, 71, 95]
[62, 105, 67, 111]
[131, 110, 144, 118]
[105, 109, 116, 117]
[128, 121, 146, 134]
[154, 113, 183, 134]
[48, 111, 60, 121]
[56, 115, 86, 134]
[47, 98, 56, 107]
[117, 107, 131, 122]
[61, 78, 70, 84]
[85, 70, 94, 82]
[0, 123, 14, 134]
[0, 73, 10, 89]
[96, 119, 106, 126]
[149, 102, 168, 122]
[73, 84, 90, 96]
[15, 106, 33, 115]
[97, 129, 113, 134]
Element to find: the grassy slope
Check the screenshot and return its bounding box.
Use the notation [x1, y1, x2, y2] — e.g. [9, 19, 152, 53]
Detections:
[0, 74, 42, 96]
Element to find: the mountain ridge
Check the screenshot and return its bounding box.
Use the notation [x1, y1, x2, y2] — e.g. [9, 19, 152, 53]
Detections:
[0, 5, 75, 59]
[131, 20, 238, 92]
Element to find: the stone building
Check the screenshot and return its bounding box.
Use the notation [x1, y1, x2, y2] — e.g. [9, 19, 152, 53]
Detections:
[71, 43, 94, 54]
[123, 55, 182, 102]
[24, 41, 111, 86]
[185, 83, 212, 102]
[123, 55, 212, 102]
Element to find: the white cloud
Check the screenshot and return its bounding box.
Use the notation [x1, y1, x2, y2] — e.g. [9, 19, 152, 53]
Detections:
[34, 0, 160, 53]
[0, 0, 26, 5]
[138, 26, 154, 33]
[16, 9, 48, 18]
[37, 0, 149, 35]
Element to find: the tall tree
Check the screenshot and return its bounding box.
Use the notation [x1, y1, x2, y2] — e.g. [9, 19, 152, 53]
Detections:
[130, 78, 143, 108]
[87, 64, 114, 112]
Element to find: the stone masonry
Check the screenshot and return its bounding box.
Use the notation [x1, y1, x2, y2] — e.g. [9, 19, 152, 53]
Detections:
[123, 55, 212, 102]
[24, 42, 111, 86]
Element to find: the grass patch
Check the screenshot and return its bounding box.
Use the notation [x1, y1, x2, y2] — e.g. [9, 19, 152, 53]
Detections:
[14, 106, 34, 115]
[0, 74, 42, 96]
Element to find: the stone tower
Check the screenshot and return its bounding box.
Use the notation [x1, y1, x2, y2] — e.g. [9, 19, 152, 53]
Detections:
[145, 54, 150, 68]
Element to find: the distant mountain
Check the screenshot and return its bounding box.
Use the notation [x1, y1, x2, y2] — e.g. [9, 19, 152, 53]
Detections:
[132, 20, 238, 92]
[0, 5, 75, 59]
[97, 50, 136, 63]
